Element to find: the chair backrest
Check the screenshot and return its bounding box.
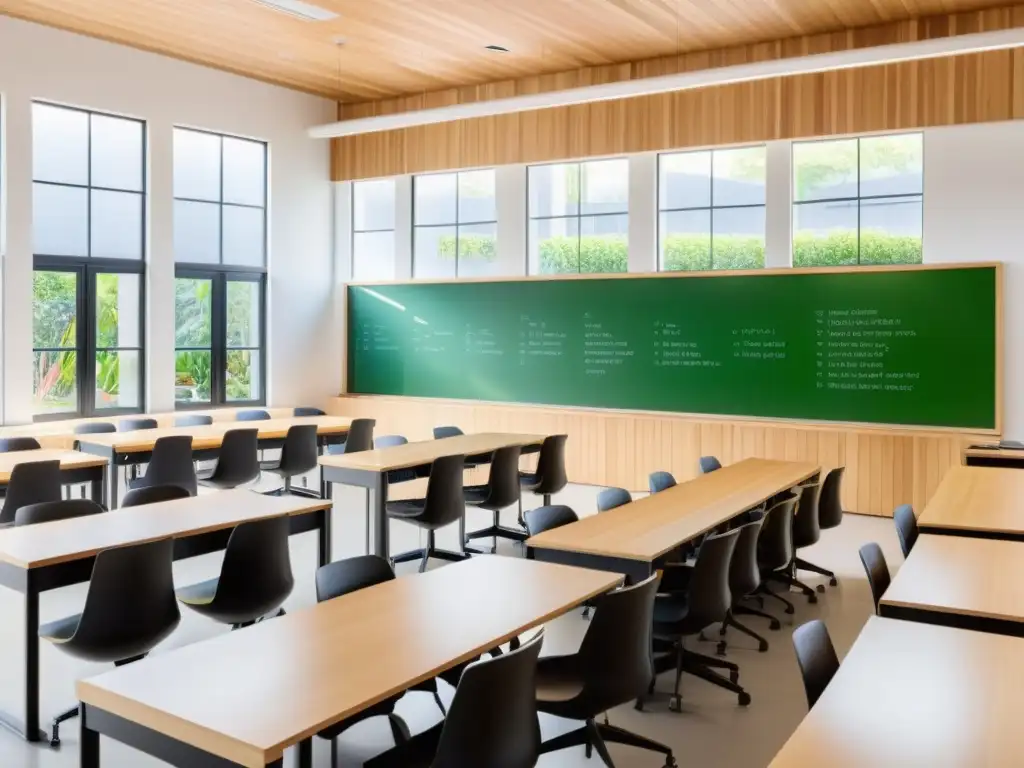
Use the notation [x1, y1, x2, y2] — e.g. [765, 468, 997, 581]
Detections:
[174, 414, 213, 427]
[859, 542, 891, 613]
[16, 499, 104, 527]
[422, 454, 467, 527]
[121, 484, 192, 508]
[648, 470, 677, 494]
[0, 437, 41, 452]
[278, 424, 319, 475]
[140, 436, 197, 496]
[374, 434, 408, 449]
[431, 630, 543, 768]
[596, 487, 631, 512]
[792, 619, 840, 710]
[213, 516, 295, 617]
[818, 467, 845, 529]
[433, 425, 465, 440]
[524, 505, 578, 536]
[756, 495, 798, 572]
[699, 456, 722, 474]
[209, 428, 260, 486]
[728, 517, 765, 598]
[792, 482, 823, 548]
[478, 445, 522, 509]
[119, 418, 158, 431]
[69, 538, 181, 661]
[893, 504, 918, 558]
[315, 555, 395, 602]
[74, 422, 117, 435]
[236, 409, 271, 421]
[341, 418, 375, 453]
[0, 460, 63, 524]
[293, 407, 325, 417]
[685, 528, 740, 628]
[531, 435, 568, 496]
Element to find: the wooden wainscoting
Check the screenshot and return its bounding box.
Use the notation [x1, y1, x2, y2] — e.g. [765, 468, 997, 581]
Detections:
[328, 395, 978, 517]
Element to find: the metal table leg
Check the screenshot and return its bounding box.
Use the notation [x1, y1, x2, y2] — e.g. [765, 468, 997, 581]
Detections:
[371, 472, 388, 558]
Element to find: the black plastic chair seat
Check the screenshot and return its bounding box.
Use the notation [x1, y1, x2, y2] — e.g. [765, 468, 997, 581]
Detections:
[463, 485, 490, 504]
[176, 579, 218, 607]
[386, 500, 427, 518]
[39, 614, 80, 644]
[259, 458, 283, 472]
[534, 657, 587, 713]
[196, 470, 252, 490]
[519, 472, 541, 489]
[652, 595, 691, 626]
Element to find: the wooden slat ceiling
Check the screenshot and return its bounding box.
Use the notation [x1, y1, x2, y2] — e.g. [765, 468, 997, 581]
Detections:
[0, 0, 1012, 101]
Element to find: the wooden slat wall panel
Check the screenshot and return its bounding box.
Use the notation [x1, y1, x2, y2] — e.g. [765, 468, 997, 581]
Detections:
[329, 395, 978, 517]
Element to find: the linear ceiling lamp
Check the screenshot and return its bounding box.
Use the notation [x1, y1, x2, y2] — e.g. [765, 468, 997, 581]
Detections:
[309, 27, 1024, 139]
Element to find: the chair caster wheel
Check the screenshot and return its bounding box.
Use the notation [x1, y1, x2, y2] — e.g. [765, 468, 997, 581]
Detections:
[730, 670, 739, 684]
[634, 698, 644, 711]
[769, 619, 781, 630]
[738, 692, 752, 706]
[808, 594, 818, 604]
[49, 737, 59, 748]
[664, 757, 678, 768]
[816, 585, 826, 593]
[758, 640, 769, 652]
[829, 577, 838, 586]
[716, 641, 727, 656]
[669, 695, 682, 713]
[785, 605, 795, 615]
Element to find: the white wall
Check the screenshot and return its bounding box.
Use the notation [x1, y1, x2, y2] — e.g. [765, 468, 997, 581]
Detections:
[0, 16, 338, 422]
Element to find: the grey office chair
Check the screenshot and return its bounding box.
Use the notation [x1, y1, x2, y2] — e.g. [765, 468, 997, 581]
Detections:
[893, 503, 918, 558]
[119, 418, 158, 431]
[130, 435, 197, 496]
[74, 422, 116, 436]
[294, 406, 325, 416]
[597, 486, 631, 512]
[699, 456, 722, 474]
[524, 505, 578, 536]
[648, 471, 677, 494]
[16, 499, 104, 527]
[121, 484, 191, 508]
[236, 409, 271, 421]
[792, 619, 840, 709]
[197, 428, 260, 490]
[0, 460, 63, 525]
[464, 445, 525, 553]
[327, 418, 375, 455]
[174, 414, 213, 427]
[261, 424, 318, 495]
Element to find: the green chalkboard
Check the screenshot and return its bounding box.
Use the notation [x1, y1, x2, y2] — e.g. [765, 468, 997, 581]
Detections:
[347, 266, 999, 430]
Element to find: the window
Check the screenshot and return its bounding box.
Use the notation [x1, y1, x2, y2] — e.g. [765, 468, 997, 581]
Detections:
[659, 146, 766, 271]
[352, 179, 396, 281]
[528, 159, 628, 275]
[173, 127, 267, 406]
[413, 170, 496, 278]
[793, 133, 923, 266]
[31, 103, 145, 418]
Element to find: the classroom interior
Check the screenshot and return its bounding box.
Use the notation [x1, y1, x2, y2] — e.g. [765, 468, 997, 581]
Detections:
[0, 1, 1020, 767]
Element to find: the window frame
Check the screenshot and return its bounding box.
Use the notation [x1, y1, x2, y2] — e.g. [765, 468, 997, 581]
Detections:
[351, 178, 397, 281]
[412, 169, 497, 278]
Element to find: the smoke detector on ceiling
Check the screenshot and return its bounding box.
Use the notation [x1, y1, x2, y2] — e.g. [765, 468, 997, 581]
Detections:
[250, 0, 339, 22]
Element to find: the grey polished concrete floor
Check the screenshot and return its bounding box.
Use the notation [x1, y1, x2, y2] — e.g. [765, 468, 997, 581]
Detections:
[0, 478, 903, 768]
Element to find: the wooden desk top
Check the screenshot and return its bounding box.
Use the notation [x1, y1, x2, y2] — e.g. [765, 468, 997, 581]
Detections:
[0, 449, 107, 482]
[319, 432, 546, 472]
[963, 445, 1024, 460]
[770, 616, 1024, 767]
[0, 490, 329, 569]
[76, 416, 351, 454]
[880, 534, 1024, 624]
[918, 465, 1024, 535]
[527, 458, 818, 562]
[78, 556, 620, 767]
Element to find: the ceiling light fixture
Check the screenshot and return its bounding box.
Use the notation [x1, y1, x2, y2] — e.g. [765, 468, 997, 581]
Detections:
[485, 45, 510, 52]
[250, 0, 338, 22]
[310, 27, 1024, 139]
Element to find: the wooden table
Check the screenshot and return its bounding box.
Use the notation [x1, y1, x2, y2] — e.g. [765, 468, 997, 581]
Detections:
[77, 416, 351, 507]
[963, 444, 1024, 469]
[0, 490, 331, 744]
[527, 458, 818, 582]
[770, 616, 1024, 767]
[0, 449, 107, 503]
[918, 465, 1024, 541]
[77, 555, 620, 768]
[319, 433, 545, 557]
[879, 534, 1024, 637]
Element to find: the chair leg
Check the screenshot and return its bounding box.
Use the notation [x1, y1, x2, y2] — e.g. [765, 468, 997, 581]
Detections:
[726, 614, 769, 652]
[686, 648, 739, 675]
[669, 643, 685, 712]
[772, 569, 818, 603]
[432, 690, 447, 715]
[735, 603, 782, 630]
[681, 657, 752, 705]
[795, 556, 838, 588]
[387, 713, 411, 744]
[598, 722, 676, 766]
[759, 585, 796, 615]
[331, 737, 338, 768]
[418, 548, 430, 573]
[50, 704, 80, 747]
[537, 725, 589, 756]
[585, 720, 616, 768]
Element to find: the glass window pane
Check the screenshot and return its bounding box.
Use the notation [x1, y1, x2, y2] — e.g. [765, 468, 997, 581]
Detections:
[713, 206, 765, 270]
[34, 270, 78, 349]
[34, 183, 88, 257]
[353, 179, 396, 231]
[96, 350, 141, 410]
[793, 138, 858, 202]
[579, 214, 628, 273]
[793, 200, 858, 267]
[175, 278, 213, 347]
[174, 200, 220, 263]
[353, 231, 396, 281]
[32, 103, 88, 185]
[530, 217, 579, 274]
[34, 350, 77, 415]
[175, 350, 211, 404]
[222, 205, 265, 266]
[713, 147, 766, 207]
[91, 114, 144, 192]
[173, 128, 221, 201]
[660, 209, 710, 271]
[227, 280, 261, 348]
[456, 223, 498, 277]
[413, 225, 457, 279]
[458, 170, 496, 222]
[859, 196, 923, 265]
[222, 137, 265, 206]
[91, 190, 143, 259]
[96, 272, 141, 348]
[226, 350, 261, 402]
[660, 151, 710, 210]
[529, 164, 579, 218]
[860, 134, 923, 197]
[414, 173, 457, 226]
[580, 159, 628, 215]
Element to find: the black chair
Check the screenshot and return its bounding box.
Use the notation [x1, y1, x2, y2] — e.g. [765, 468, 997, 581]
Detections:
[40, 537, 180, 746]
[518, 435, 567, 521]
[374, 434, 418, 484]
[260, 424, 318, 495]
[717, 516, 776, 654]
[699, 456, 722, 474]
[326, 417, 375, 455]
[0, 460, 63, 525]
[74, 422, 116, 436]
[177, 516, 294, 627]
[783, 482, 823, 603]
[433, 425, 465, 440]
[387, 454, 470, 572]
[524, 504, 578, 536]
[464, 446, 525, 552]
[294, 407, 325, 416]
[366, 630, 544, 768]
[796, 468, 843, 590]
[122, 484, 191, 508]
[536, 574, 676, 768]
[648, 470, 677, 494]
[130, 435, 197, 496]
[792, 619, 839, 709]
[894, 503, 918, 558]
[16, 499, 103, 527]
[596, 486, 631, 512]
[175, 414, 213, 427]
[859, 542, 891, 613]
[757, 494, 800, 616]
[119, 418, 158, 431]
[236, 409, 271, 421]
[197, 428, 260, 490]
[0, 437, 41, 452]
[649, 528, 750, 710]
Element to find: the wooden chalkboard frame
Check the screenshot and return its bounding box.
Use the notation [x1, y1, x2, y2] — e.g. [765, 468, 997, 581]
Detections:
[342, 261, 1002, 435]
